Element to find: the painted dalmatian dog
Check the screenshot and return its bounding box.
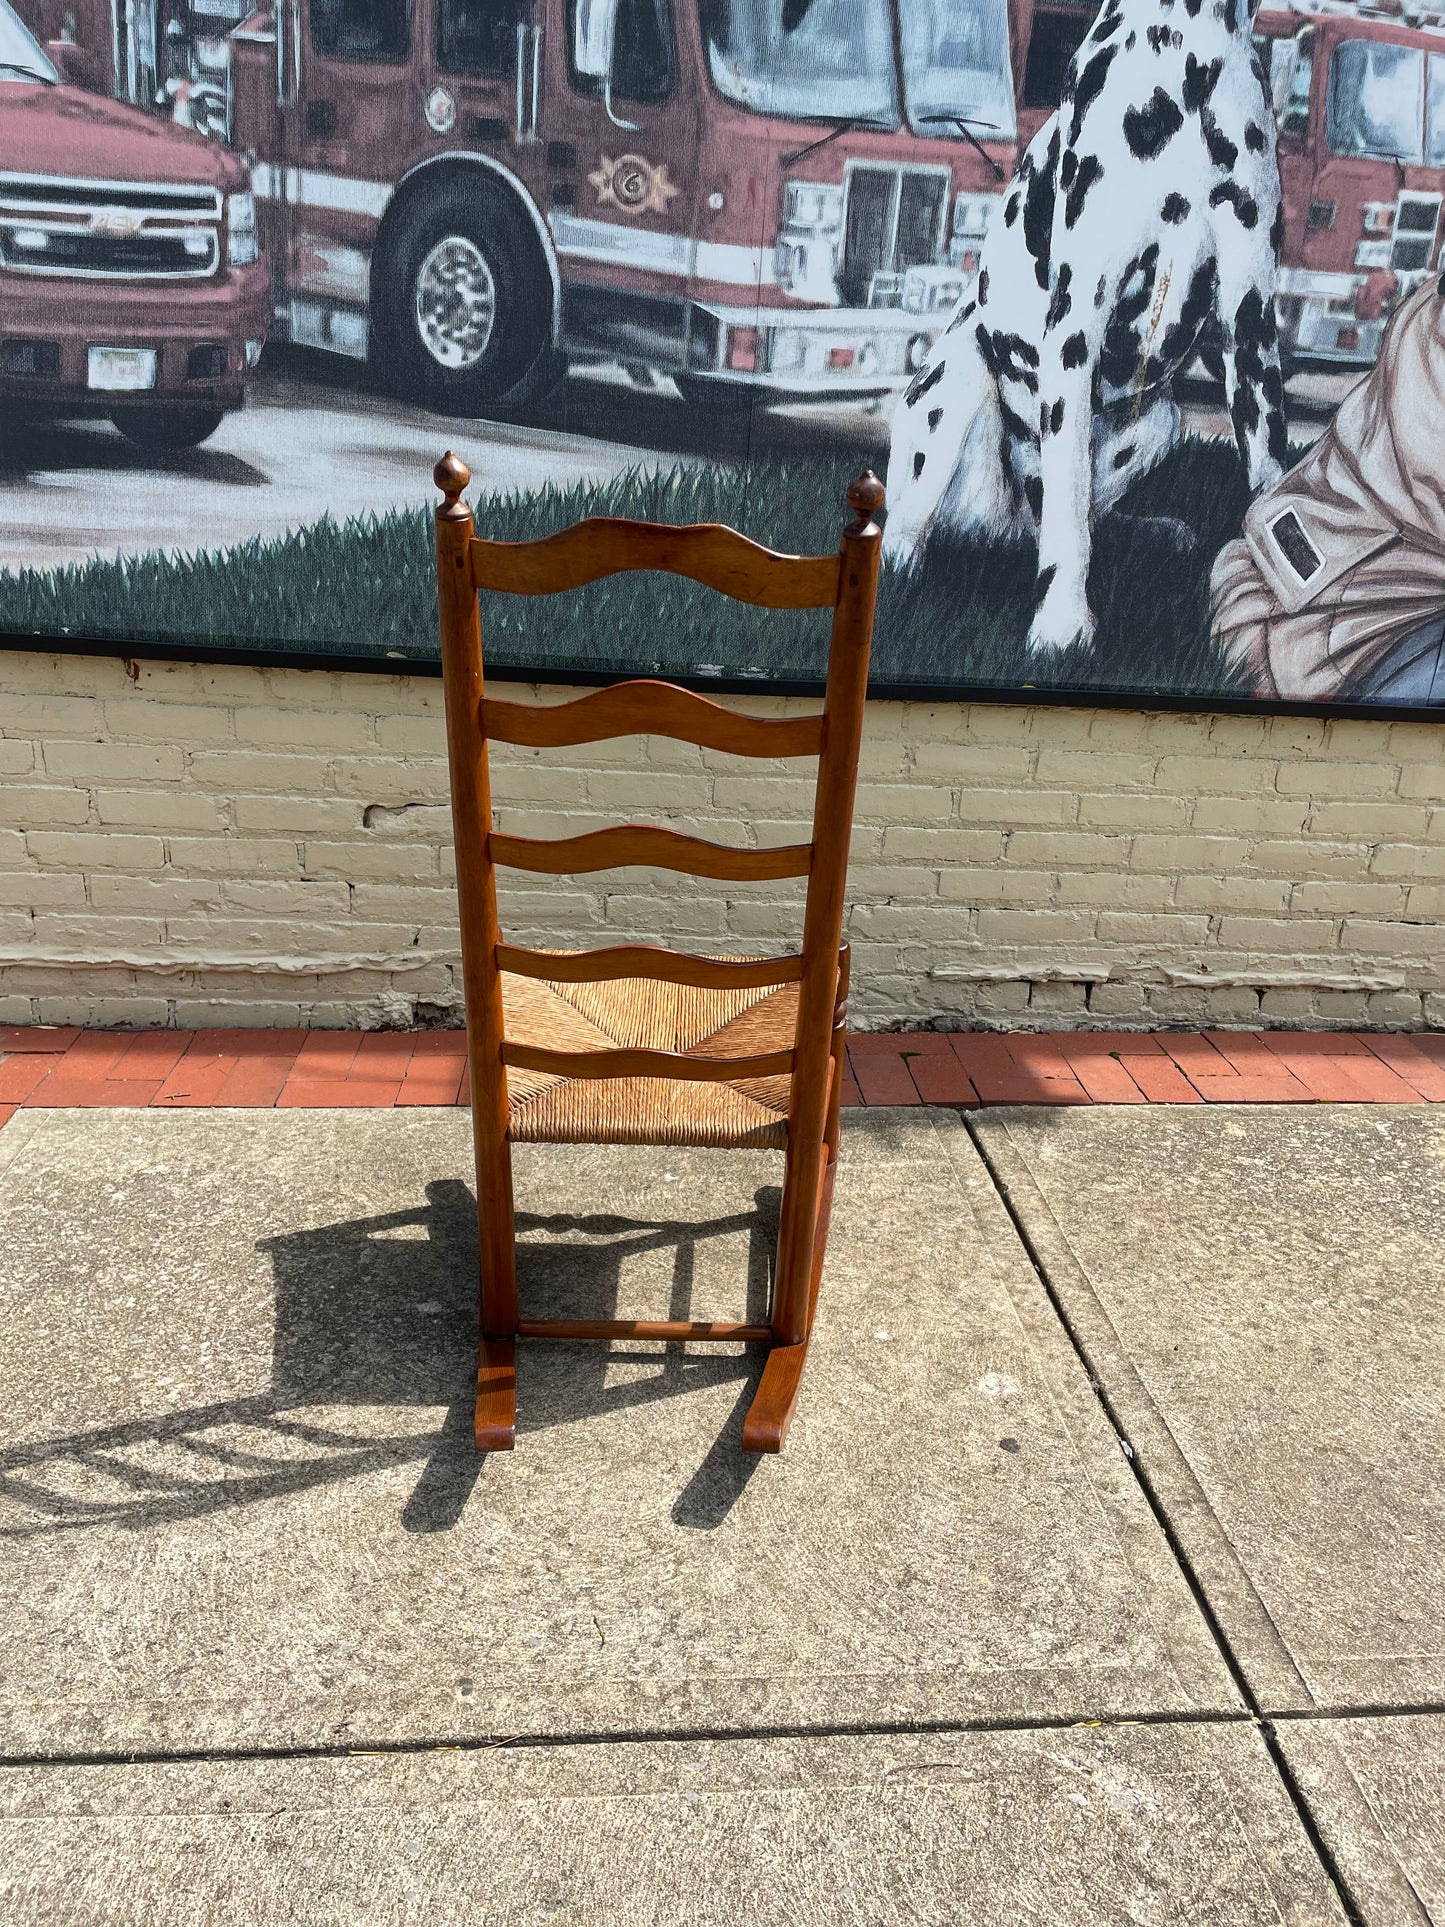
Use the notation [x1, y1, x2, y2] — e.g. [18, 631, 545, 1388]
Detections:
[884, 0, 1288, 654]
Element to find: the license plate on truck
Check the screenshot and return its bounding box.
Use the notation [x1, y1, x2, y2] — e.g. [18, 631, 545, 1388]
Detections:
[87, 347, 157, 392]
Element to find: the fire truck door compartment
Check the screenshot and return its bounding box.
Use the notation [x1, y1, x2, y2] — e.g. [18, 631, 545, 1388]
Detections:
[269, 0, 421, 353]
[537, 0, 701, 361]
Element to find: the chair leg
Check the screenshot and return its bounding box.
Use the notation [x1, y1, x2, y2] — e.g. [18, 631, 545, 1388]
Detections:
[742, 1145, 837, 1453]
[474, 1127, 519, 1452]
[742, 1033, 843, 1453]
[475, 1336, 517, 1451]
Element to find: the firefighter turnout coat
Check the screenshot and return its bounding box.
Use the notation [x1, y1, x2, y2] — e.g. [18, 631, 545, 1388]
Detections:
[1211, 276, 1445, 701]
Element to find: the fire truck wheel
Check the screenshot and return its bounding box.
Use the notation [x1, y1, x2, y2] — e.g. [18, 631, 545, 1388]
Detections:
[375, 184, 548, 412]
[111, 408, 225, 450]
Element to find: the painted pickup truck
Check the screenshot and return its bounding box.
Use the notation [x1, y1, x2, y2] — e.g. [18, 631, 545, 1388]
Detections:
[0, 0, 269, 448]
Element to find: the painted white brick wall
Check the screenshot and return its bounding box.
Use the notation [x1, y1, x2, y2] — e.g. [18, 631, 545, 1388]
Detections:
[1, 648, 1442, 1031]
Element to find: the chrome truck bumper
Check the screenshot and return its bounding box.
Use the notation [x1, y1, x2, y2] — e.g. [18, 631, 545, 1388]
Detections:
[562, 283, 963, 398]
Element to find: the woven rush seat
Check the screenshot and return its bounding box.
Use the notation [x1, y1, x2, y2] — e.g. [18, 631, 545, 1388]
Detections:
[501, 963, 798, 1148]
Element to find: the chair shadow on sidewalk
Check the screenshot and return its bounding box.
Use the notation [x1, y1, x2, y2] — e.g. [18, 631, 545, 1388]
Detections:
[0, 1179, 775, 1541]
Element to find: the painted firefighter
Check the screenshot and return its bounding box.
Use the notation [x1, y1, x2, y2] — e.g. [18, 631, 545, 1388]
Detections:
[1213, 274, 1445, 704]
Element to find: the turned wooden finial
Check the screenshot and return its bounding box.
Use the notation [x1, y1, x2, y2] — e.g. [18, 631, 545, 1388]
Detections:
[435, 450, 471, 522]
[846, 470, 886, 534]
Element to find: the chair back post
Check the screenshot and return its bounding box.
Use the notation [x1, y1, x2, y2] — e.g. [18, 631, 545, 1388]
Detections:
[773, 470, 884, 1347]
[434, 452, 518, 1337]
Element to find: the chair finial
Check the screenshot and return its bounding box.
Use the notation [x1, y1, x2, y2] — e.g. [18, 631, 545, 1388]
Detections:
[846, 470, 885, 534]
[435, 451, 471, 522]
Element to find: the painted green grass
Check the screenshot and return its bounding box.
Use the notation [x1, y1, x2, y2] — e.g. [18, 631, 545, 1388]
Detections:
[0, 439, 1264, 696]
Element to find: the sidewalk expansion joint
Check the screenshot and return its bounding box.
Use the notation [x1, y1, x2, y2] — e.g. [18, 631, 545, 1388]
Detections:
[963, 1113, 1372, 1927]
[0, 1704, 1260, 1775]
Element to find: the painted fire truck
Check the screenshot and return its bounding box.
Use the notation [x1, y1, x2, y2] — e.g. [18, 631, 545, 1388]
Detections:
[0, 0, 269, 445]
[30, 0, 1021, 408]
[34, 0, 1445, 409]
[1254, 1, 1445, 367]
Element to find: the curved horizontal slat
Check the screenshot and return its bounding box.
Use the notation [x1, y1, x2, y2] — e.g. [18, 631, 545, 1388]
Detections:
[496, 943, 803, 988]
[502, 1042, 794, 1082]
[482, 684, 824, 758]
[518, 1318, 772, 1343]
[491, 825, 811, 881]
[471, 519, 840, 608]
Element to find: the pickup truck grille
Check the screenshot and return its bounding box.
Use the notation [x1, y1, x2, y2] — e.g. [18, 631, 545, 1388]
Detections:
[0, 173, 223, 281]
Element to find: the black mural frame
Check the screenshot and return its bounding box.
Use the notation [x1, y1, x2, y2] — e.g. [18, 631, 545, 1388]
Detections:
[5, 626, 1442, 725]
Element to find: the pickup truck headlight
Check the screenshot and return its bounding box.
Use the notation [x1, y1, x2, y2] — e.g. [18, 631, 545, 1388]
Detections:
[226, 190, 258, 267]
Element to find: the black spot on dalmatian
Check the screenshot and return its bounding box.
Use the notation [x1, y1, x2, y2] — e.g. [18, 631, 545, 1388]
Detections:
[903, 358, 945, 407]
[1160, 191, 1190, 224]
[1200, 106, 1238, 170]
[1098, 244, 1161, 388]
[1092, 9, 1122, 41]
[1032, 564, 1057, 609]
[1182, 52, 1222, 110]
[1004, 193, 1020, 227]
[1060, 150, 1076, 188]
[1156, 256, 1218, 368]
[912, 451, 926, 480]
[944, 299, 977, 334]
[1000, 398, 1040, 448]
[1039, 399, 1051, 439]
[927, 407, 943, 431]
[1183, 0, 1202, 15]
[1244, 120, 1266, 152]
[1231, 287, 1286, 461]
[983, 326, 1042, 392]
[1269, 200, 1285, 256]
[1124, 88, 1185, 160]
[1068, 43, 1119, 146]
[1147, 24, 1181, 50]
[1210, 180, 1259, 228]
[1064, 153, 1105, 229]
[1050, 397, 1065, 435]
[1125, 30, 1135, 48]
[1221, 0, 1239, 32]
[1061, 330, 1089, 369]
[1112, 443, 1136, 469]
[1023, 130, 1060, 292]
[1266, 404, 1288, 466]
[1095, 274, 1108, 307]
[978, 268, 990, 304]
[1024, 476, 1044, 523]
[1196, 317, 1226, 383]
[1045, 263, 1074, 331]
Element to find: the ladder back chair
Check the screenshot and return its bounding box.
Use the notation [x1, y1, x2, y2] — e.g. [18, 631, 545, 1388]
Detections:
[433, 453, 884, 1454]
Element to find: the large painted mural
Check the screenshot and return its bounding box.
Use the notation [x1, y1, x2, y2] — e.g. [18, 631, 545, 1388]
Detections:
[1, 0, 1443, 704]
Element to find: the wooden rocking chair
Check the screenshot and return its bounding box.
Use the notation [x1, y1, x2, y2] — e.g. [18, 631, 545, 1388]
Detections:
[433, 454, 884, 1454]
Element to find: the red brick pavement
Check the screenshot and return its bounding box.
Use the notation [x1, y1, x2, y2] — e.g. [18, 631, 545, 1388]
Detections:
[3, 1024, 1445, 1121]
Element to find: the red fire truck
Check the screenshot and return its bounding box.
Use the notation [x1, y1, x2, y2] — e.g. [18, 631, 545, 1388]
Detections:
[1254, 1, 1445, 367]
[31, 0, 1020, 409]
[36, 0, 1445, 411]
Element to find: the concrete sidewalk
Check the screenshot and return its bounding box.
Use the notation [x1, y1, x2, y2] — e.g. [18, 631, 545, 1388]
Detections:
[0, 1104, 1439, 1923]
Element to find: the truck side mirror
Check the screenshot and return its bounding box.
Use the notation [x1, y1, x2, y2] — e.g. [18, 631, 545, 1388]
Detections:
[572, 0, 637, 127]
[573, 0, 617, 80]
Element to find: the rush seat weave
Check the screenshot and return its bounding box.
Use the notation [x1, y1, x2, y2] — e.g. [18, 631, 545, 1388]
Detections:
[502, 966, 797, 1149]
